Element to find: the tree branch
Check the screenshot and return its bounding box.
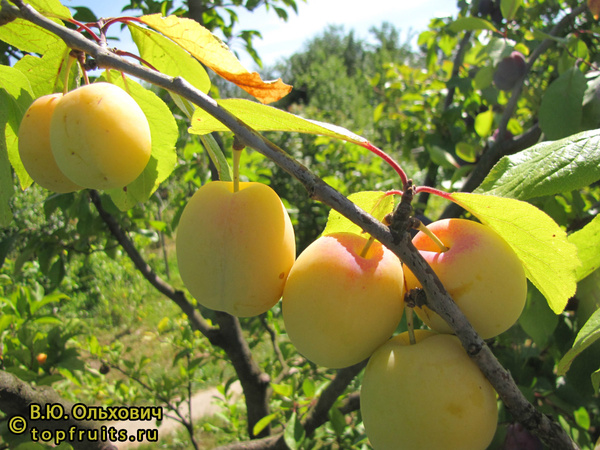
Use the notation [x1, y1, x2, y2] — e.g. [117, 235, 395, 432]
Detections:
[0, 370, 117, 450]
[8, 2, 579, 448]
[88, 190, 218, 341]
[87, 190, 272, 439]
[213, 362, 367, 450]
[441, 4, 586, 218]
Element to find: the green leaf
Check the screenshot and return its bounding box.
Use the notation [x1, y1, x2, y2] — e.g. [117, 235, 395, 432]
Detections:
[448, 17, 497, 33]
[0, 65, 35, 226]
[455, 142, 478, 163]
[26, 0, 72, 19]
[500, 0, 522, 21]
[557, 307, 600, 375]
[451, 193, 579, 314]
[0, 17, 62, 54]
[0, 65, 34, 186]
[328, 407, 346, 437]
[128, 23, 211, 93]
[283, 412, 305, 450]
[474, 109, 493, 138]
[539, 67, 587, 140]
[427, 145, 459, 169]
[13, 40, 75, 98]
[302, 378, 316, 398]
[473, 66, 494, 90]
[190, 99, 372, 147]
[518, 285, 558, 348]
[272, 383, 293, 398]
[101, 74, 178, 210]
[252, 413, 278, 437]
[475, 129, 600, 200]
[199, 134, 232, 182]
[592, 369, 600, 394]
[573, 406, 591, 430]
[569, 215, 600, 282]
[322, 191, 395, 237]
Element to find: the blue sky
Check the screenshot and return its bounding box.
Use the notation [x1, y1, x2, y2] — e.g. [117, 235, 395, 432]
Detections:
[63, 0, 458, 69]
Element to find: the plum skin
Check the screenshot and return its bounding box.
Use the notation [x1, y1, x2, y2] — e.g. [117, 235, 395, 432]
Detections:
[18, 93, 82, 193]
[50, 82, 152, 190]
[282, 232, 405, 369]
[493, 51, 526, 91]
[404, 218, 527, 339]
[176, 181, 296, 317]
[361, 330, 498, 450]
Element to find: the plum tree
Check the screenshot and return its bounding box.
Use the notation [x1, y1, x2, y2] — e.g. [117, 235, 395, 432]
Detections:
[176, 181, 296, 317]
[403, 218, 527, 339]
[361, 330, 498, 450]
[50, 82, 152, 190]
[493, 51, 526, 91]
[18, 93, 82, 193]
[282, 232, 405, 368]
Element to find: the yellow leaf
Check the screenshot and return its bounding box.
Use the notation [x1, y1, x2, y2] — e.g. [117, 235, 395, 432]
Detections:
[451, 193, 580, 314]
[139, 14, 292, 104]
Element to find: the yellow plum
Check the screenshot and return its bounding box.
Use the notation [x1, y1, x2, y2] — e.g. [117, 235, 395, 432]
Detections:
[282, 232, 404, 368]
[404, 218, 527, 339]
[361, 330, 498, 450]
[176, 181, 295, 317]
[18, 93, 81, 193]
[50, 82, 151, 190]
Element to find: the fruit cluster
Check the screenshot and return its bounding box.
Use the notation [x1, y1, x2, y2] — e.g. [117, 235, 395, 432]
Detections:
[19, 80, 529, 446]
[175, 178, 528, 449]
[18, 82, 152, 192]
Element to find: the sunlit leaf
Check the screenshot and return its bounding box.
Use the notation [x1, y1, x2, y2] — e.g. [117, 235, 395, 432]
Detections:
[101, 73, 177, 210]
[475, 129, 600, 200]
[190, 98, 372, 146]
[0, 65, 35, 200]
[27, 0, 72, 19]
[0, 17, 62, 54]
[322, 191, 395, 237]
[128, 23, 211, 93]
[455, 142, 477, 163]
[252, 413, 278, 437]
[474, 109, 493, 138]
[139, 14, 291, 103]
[451, 193, 579, 314]
[569, 215, 600, 282]
[557, 307, 600, 375]
[448, 17, 497, 33]
[14, 40, 75, 98]
[271, 383, 293, 398]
